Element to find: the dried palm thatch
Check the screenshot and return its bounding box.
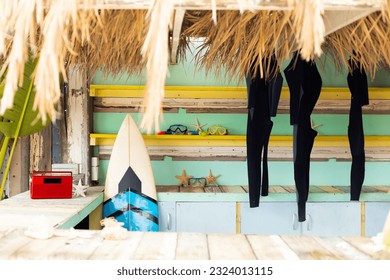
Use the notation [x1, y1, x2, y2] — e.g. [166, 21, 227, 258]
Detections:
[71, 9, 147, 78]
[324, 11, 390, 78]
[0, 0, 99, 125]
[1, 0, 390, 134]
[181, 10, 296, 81]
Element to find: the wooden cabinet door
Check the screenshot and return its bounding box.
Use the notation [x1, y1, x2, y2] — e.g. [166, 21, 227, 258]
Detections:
[176, 202, 236, 233]
[304, 202, 361, 237]
[365, 202, 390, 237]
[240, 202, 298, 235]
[158, 202, 176, 232]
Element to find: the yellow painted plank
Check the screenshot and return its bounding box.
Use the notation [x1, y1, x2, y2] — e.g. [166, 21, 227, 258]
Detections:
[90, 133, 390, 148]
[90, 85, 390, 100]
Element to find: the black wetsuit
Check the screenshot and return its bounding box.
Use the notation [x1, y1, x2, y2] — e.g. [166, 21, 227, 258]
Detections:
[284, 54, 322, 222]
[347, 60, 369, 201]
[245, 63, 283, 207]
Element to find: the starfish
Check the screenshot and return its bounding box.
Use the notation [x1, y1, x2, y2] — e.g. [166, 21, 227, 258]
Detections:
[189, 117, 207, 132]
[72, 179, 88, 197]
[203, 169, 221, 186]
[175, 170, 193, 187]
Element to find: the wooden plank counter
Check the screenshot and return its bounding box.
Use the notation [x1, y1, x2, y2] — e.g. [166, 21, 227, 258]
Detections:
[0, 187, 104, 230]
[0, 229, 389, 260]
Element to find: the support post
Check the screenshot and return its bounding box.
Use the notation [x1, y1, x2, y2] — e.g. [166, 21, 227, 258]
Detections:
[9, 137, 30, 196]
[64, 67, 91, 185]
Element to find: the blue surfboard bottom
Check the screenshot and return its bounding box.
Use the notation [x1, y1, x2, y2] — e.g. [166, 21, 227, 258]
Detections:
[103, 189, 159, 231]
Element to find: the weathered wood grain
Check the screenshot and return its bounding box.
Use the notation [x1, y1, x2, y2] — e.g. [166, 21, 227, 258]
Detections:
[98, 145, 390, 162]
[134, 232, 178, 260]
[280, 235, 345, 260]
[313, 236, 371, 260]
[94, 97, 390, 114]
[220, 186, 246, 193]
[342, 236, 390, 260]
[90, 231, 144, 259]
[0, 229, 389, 260]
[247, 234, 300, 260]
[207, 234, 256, 260]
[176, 232, 209, 259]
[0, 187, 104, 229]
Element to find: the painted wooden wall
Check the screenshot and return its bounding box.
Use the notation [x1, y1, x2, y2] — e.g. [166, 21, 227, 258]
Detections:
[92, 48, 390, 188]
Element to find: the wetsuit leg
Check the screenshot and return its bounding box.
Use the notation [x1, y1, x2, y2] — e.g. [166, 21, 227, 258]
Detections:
[269, 72, 283, 117]
[246, 73, 273, 207]
[294, 121, 318, 221]
[260, 122, 273, 196]
[347, 60, 368, 200]
[285, 57, 322, 222]
[348, 100, 365, 200]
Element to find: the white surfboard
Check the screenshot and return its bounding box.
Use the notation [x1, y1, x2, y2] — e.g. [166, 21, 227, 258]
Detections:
[103, 114, 158, 231]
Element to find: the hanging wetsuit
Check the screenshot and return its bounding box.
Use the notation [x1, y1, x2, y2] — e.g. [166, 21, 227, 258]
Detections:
[347, 60, 369, 201]
[284, 53, 322, 222]
[245, 62, 283, 207]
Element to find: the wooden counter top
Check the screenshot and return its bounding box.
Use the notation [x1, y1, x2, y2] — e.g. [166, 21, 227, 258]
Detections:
[0, 187, 104, 230]
[0, 228, 389, 260]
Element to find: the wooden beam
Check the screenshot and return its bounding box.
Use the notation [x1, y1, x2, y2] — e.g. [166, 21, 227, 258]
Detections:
[89, 0, 385, 11]
[93, 96, 390, 114]
[65, 67, 91, 185]
[170, 9, 185, 64]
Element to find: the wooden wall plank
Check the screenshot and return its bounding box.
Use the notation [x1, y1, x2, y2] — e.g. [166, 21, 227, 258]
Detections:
[30, 125, 52, 172]
[9, 137, 30, 196]
[94, 97, 390, 114]
[95, 141, 390, 162]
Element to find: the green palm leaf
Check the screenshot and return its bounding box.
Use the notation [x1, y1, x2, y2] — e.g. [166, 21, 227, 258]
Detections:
[0, 56, 50, 199]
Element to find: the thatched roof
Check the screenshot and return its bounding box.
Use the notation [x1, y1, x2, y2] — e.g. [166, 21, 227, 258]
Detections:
[1, 0, 390, 132]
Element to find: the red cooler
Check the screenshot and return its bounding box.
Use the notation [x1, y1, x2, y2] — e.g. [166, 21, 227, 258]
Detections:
[30, 171, 73, 199]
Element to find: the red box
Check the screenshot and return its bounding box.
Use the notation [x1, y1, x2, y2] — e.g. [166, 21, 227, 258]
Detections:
[30, 171, 73, 199]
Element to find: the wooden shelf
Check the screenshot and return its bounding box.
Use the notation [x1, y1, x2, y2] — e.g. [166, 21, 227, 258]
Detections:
[90, 134, 390, 147]
[90, 85, 390, 114]
[90, 85, 390, 161]
[90, 134, 390, 161]
[156, 185, 390, 202]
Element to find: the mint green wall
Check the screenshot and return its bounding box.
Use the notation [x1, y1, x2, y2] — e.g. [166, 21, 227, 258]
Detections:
[94, 112, 390, 136]
[93, 53, 390, 87]
[93, 51, 390, 187]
